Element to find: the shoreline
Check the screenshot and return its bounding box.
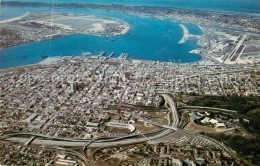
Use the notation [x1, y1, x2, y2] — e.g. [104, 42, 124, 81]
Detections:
[178, 24, 189, 44]
[0, 22, 208, 70]
[0, 12, 131, 49]
[0, 57, 65, 72]
[0, 12, 30, 24]
[0, 8, 223, 68]
[0, 54, 204, 71]
[38, 56, 64, 64]
[188, 25, 205, 55]
[2, 1, 259, 32]
[179, 24, 207, 64]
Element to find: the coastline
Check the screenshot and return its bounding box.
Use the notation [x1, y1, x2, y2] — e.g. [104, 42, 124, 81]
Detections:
[117, 24, 130, 35]
[178, 24, 189, 44]
[0, 57, 65, 73]
[186, 25, 214, 64]
[0, 12, 131, 49]
[0, 7, 220, 68]
[0, 21, 207, 70]
[0, 12, 30, 24]
[38, 57, 63, 64]
[0, 64, 36, 74]
[179, 24, 207, 62]
[0, 52, 205, 71]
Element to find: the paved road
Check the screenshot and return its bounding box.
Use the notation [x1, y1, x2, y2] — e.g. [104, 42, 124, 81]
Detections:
[161, 94, 179, 128]
[179, 105, 237, 113]
[0, 94, 240, 163]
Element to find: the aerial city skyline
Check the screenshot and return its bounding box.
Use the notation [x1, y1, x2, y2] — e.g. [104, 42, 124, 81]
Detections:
[0, 0, 259, 165]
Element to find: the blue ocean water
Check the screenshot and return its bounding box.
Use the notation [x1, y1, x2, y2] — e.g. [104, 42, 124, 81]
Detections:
[0, 0, 259, 68]
[0, 8, 202, 69]
[2, 0, 260, 13]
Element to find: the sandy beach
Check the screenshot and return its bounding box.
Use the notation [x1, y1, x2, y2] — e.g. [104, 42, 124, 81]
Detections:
[178, 24, 189, 44]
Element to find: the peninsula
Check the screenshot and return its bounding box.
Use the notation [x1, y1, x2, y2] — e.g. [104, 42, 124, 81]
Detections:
[0, 12, 130, 48]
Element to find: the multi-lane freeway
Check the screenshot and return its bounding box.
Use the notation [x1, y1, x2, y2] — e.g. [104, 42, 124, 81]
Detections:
[161, 94, 179, 128]
[0, 94, 239, 164]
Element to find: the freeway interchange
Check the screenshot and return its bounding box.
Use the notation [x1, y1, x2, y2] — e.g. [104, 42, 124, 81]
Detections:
[0, 94, 239, 165]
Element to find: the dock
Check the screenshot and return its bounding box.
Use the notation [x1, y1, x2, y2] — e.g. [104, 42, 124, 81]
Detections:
[108, 52, 115, 58]
[118, 53, 129, 60]
[98, 51, 106, 57]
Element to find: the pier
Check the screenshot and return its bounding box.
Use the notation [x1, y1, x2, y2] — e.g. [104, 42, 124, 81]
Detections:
[108, 52, 115, 58]
[118, 53, 129, 60]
